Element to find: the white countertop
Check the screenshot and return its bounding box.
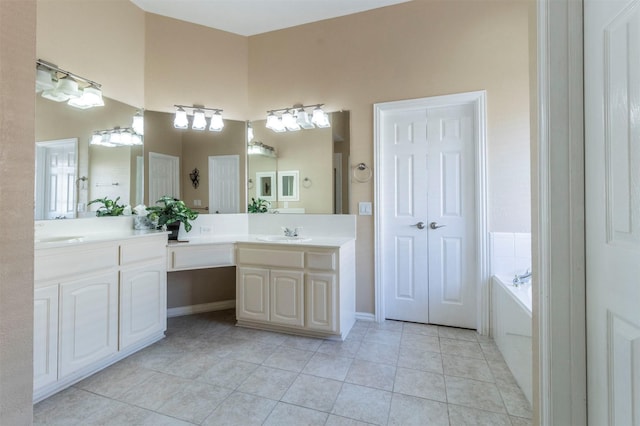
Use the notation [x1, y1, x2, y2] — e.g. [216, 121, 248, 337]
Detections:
[35, 229, 168, 250]
[168, 234, 355, 248]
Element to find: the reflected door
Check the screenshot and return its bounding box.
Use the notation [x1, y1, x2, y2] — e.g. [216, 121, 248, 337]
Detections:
[148, 152, 179, 204]
[378, 96, 477, 328]
[209, 155, 240, 213]
[35, 138, 78, 220]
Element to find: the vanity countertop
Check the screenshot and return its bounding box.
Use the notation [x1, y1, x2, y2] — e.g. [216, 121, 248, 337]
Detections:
[169, 234, 355, 248]
[35, 229, 168, 250]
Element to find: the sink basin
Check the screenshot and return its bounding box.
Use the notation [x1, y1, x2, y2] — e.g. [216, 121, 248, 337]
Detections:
[35, 236, 84, 244]
[256, 235, 312, 243]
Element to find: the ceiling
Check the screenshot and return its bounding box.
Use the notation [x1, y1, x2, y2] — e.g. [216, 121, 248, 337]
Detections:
[130, 0, 412, 36]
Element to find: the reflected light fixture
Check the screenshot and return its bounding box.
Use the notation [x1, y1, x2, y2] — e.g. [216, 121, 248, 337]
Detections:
[90, 126, 143, 147]
[132, 110, 144, 135]
[265, 104, 330, 132]
[173, 105, 224, 132]
[36, 59, 104, 109]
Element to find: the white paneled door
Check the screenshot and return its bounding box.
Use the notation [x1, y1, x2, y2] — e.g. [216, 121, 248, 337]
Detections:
[148, 152, 180, 205]
[585, 0, 640, 423]
[209, 155, 240, 213]
[377, 94, 481, 329]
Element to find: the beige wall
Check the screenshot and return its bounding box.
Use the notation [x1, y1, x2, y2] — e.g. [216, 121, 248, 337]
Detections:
[144, 13, 249, 119]
[36, 0, 145, 107]
[249, 0, 532, 313]
[32, 0, 532, 315]
[0, 0, 36, 423]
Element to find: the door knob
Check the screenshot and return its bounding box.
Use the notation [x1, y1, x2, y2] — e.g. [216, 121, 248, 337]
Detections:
[412, 221, 425, 230]
[429, 222, 446, 230]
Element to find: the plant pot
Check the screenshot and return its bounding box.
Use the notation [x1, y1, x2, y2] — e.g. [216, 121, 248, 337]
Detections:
[166, 221, 181, 240]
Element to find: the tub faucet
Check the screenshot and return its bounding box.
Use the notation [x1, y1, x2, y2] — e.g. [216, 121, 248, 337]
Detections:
[513, 269, 532, 287]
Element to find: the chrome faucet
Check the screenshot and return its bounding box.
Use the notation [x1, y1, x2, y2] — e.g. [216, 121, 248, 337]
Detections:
[513, 269, 532, 287]
[282, 226, 301, 237]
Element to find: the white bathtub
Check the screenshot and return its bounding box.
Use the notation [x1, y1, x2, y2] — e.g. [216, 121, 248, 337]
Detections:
[491, 275, 532, 405]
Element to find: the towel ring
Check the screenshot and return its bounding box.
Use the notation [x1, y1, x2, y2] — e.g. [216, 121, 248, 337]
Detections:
[352, 162, 372, 183]
[302, 177, 312, 188]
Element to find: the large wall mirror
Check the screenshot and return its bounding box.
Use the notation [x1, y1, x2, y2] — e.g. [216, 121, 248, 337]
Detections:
[143, 111, 247, 213]
[248, 111, 350, 214]
[35, 96, 143, 220]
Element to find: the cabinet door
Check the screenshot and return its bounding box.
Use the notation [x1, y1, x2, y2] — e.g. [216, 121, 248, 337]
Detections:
[34, 285, 58, 391]
[237, 267, 270, 321]
[305, 273, 337, 332]
[120, 262, 167, 350]
[59, 271, 118, 379]
[270, 270, 304, 327]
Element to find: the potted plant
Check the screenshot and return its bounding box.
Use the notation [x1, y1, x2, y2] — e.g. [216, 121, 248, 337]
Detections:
[248, 197, 269, 213]
[146, 196, 199, 240]
[88, 196, 129, 216]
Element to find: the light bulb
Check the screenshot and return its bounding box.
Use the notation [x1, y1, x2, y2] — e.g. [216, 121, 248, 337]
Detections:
[174, 107, 189, 129]
[209, 111, 224, 131]
[132, 111, 144, 135]
[192, 109, 207, 130]
[312, 106, 330, 128]
[266, 112, 279, 129]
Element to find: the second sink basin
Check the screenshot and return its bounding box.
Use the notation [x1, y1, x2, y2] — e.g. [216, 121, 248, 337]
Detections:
[35, 235, 84, 244]
[256, 235, 312, 243]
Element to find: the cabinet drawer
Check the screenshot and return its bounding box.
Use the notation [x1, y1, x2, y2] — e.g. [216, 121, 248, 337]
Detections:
[237, 247, 304, 269]
[120, 237, 166, 265]
[169, 244, 235, 271]
[35, 243, 118, 282]
[306, 251, 336, 271]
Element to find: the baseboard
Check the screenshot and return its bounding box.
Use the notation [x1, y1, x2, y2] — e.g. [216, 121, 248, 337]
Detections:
[167, 300, 236, 318]
[355, 312, 375, 322]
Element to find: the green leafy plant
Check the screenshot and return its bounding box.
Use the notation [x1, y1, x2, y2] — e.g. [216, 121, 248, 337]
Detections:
[88, 196, 127, 217]
[248, 197, 269, 213]
[146, 196, 199, 232]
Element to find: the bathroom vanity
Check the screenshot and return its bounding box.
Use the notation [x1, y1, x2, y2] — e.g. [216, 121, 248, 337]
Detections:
[33, 213, 356, 402]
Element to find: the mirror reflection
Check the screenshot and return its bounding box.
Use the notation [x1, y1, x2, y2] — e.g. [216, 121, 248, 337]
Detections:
[248, 111, 350, 214]
[143, 111, 246, 213]
[35, 96, 143, 219]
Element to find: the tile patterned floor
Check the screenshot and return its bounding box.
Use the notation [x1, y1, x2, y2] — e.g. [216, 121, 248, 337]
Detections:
[34, 310, 532, 425]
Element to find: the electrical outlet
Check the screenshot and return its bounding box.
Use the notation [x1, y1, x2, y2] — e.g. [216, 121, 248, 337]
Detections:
[194, 199, 201, 207]
[200, 226, 212, 234]
[358, 202, 372, 215]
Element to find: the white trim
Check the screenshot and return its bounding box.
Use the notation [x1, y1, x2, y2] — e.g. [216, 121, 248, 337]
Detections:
[537, 0, 587, 424]
[373, 91, 489, 333]
[354, 312, 375, 322]
[167, 300, 236, 318]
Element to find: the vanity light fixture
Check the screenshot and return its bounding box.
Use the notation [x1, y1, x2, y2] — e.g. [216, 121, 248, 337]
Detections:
[90, 126, 143, 147]
[265, 104, 330, 132]
[173, 105, 225, 132]
[36, 59, 104, 109]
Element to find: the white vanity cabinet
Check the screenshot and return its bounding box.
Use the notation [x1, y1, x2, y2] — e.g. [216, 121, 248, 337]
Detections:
[58, 271, 119, 379]
[236, 241, 355, 340]
[33, 284, 58, 390]
[33, 233, 168, 402]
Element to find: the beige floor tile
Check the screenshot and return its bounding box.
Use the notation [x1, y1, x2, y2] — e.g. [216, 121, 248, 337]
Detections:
[394, 367, 447, 402]
[479, 341, 506, 362]
[445, 376, 506, 413]
[281, 334, 324, 351]
[124, 341, 186, 371]
[510, 415, 533, 426]
[156, 380, 232, 424]
[402, 322, 439, 336]
[400, 333, 441, 352]
[397, 346, 443, 373]
[363, 328, 402, 346]
[488, 359, 519, 386]
[438, 326, 479, 342]
[439, 338, 484, 359]
[388, 393, 449, 426]
[138, 412, 195, 425]
[303, 352, 354, 381]
[263, 402, 328, 426]
[80, 398, 157, 425]
[442, 354, 494, 382]
[345, 359, 396, 391]
[201, 391, 277, 426]
[75, 362, 155, 399]
[281, 374, 343, 412]
[370, 319, 404, 332]
[34, 387, 113, 425]
[355, 340, 399, 365]
[498, 383, 533, 418]
[157, 350, 220, 379]
[118, 371, 192, 411]
[263, 346, 314, 372]
[196, 357, 259, 389]
[325, 414, 374, 425]
[447, 404, 512, 425]
[331, 383, 392, 425]
[236, 365, 298, 400]
[317, 339, 362, 358]
[224, 338, 278, 364]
